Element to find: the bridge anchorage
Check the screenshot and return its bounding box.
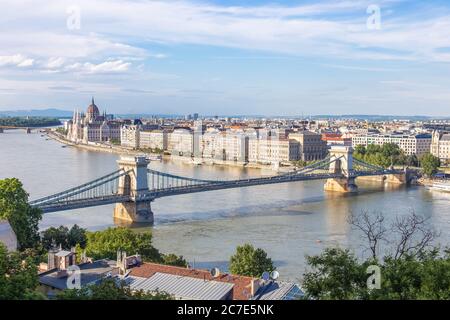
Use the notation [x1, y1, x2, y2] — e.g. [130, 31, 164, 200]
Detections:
[29, 146, 414, 224]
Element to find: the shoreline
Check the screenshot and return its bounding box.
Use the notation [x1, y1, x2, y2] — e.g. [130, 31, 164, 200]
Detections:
[46, 130, 286, 172]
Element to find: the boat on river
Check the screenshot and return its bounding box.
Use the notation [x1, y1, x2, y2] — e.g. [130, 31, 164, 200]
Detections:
[427, 182, 450, 193]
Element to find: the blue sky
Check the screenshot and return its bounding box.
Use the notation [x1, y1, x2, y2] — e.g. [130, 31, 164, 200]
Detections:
[0, 0, 450, 116]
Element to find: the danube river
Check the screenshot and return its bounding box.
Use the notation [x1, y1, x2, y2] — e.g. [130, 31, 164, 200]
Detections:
[1, 130, 449, 280]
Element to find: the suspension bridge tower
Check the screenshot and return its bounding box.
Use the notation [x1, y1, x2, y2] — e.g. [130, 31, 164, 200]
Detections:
[113, 155, 154, 224]
[324, 146, 358, 193]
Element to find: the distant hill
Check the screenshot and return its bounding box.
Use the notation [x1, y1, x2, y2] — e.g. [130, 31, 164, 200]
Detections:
[0, 108, 72, 118]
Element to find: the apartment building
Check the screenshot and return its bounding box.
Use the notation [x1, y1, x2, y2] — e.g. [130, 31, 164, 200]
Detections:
[121, 124, 140, 148]
[289, 131, 328, 161]
[167, 128, 194, 156]
[431, 131, 450, 164]
[352, 133, 432, 156]
[248, 137, 300, 164]
[140, 130, 168, 151]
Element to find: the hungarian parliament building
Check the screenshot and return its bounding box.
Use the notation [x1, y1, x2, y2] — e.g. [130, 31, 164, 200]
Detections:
[65, 98, 121, 143]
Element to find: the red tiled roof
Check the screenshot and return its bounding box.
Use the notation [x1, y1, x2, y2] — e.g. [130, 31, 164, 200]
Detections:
[129, 262, 255, 300]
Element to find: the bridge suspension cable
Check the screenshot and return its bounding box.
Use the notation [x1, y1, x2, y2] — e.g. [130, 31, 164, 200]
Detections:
[29, 169, 131, 207]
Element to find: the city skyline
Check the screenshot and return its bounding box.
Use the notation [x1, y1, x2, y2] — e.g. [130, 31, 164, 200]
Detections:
[1, 0, 450, 116]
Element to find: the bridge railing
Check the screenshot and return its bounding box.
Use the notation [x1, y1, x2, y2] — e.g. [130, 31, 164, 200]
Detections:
[29, 169, 131, 207]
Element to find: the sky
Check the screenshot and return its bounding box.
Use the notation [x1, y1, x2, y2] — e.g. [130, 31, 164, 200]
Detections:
[0, 0, 450, 116]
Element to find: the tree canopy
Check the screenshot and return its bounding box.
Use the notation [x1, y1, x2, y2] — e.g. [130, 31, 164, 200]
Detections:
[419, 153, 441, 176]
[302, 211, 449, 300]
[353, 143, 405, 168]
[0, 243, 44, 300]
[229, 243, 275, 277]
[81, 227, 187, 267]
[0, 178, 42, 250]
[0, 116, 61, 128]
[41, 224, 87, 251]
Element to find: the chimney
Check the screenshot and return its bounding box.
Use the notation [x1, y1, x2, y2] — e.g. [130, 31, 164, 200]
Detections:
[250, 279, 262, 297]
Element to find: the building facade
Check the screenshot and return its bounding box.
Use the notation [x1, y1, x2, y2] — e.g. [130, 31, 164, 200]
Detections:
[248, 137, 300, 164]
[289, 131, 328, 161]
[140, 130, 168, 151]
[66, 98, 121, 144]
[431, 131, 450, 164]
[352, 133, 432, 156]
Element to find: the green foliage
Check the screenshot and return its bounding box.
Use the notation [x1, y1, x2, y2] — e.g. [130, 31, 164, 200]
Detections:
[302, 247, 450, 300]
[229, 243, 275, 277]
[81, 227, 187, 267]
[162, 253, 188, 267]
[419, 153, 441, 176]
[55, 127, 67, 135]
[353, 143, 405, 168]
[302, 248, 369, 300]
[41, 224, 87, 250]
[139, 147, 164, 154]
[0, 243, 44, 300]
[0, 117, 61, 128]
[83, 227, 160, 261]
[110, 138, 121, 145]
[0, 178, 42, 250]
[56, 278, 172, 300]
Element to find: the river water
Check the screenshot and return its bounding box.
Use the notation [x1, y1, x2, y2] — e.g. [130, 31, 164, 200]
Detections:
[1, 130, 449, 281]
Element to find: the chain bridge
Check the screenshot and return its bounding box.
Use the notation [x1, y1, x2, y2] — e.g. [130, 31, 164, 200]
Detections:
[29, 146, 413, 223]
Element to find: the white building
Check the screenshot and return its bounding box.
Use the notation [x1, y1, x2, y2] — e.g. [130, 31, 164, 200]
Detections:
[140, 130, 168, 151]
[121, 125, 140, 148]
[352, 133, 432, 156]
[248, 137, 300, 164]
[167, 129, 194, 156]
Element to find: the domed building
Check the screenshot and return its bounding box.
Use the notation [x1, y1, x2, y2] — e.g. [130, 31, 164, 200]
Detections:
[66, 98, 121, 144]
[86, 97, 100, 122]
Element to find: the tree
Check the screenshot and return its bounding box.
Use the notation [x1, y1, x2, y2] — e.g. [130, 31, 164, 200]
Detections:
[302, 248, 368, 300]
[56, 278, 172, 300]
[83, 227, 161, 262]
[302, 211, 446, 300]
[0, 178, 42, 250]
[81, 227, 186, 267]
[420, 153, 440, 176]
[0, 243, 45, 300]
[229, 243, 275, 277]
[41, 224, 87, 250]
[162, 253, 188, 267]
[302, 247, 450, 300]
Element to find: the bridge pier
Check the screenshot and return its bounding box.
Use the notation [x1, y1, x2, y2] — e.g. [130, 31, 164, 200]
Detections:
[113, 155, 154, 224]
[324, 146, 358, 193]
[324, 177, 358, 193]
[384, 169, 414, 185]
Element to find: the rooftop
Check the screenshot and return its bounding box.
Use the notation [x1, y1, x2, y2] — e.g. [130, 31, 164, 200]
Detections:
[39, 259, 118, 290]
[129, 262, 254, 300]
[126, 273, 234, 300]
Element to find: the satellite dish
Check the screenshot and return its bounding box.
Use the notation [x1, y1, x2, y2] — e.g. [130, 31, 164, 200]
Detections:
[270, 271, 279, 280]
[261, 271, 270, 281]
[210, 267, 221, 278]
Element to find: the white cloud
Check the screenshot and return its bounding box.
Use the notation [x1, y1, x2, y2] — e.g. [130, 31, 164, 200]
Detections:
[0, 54, 34, 68]
[65, 60, 131, 74]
